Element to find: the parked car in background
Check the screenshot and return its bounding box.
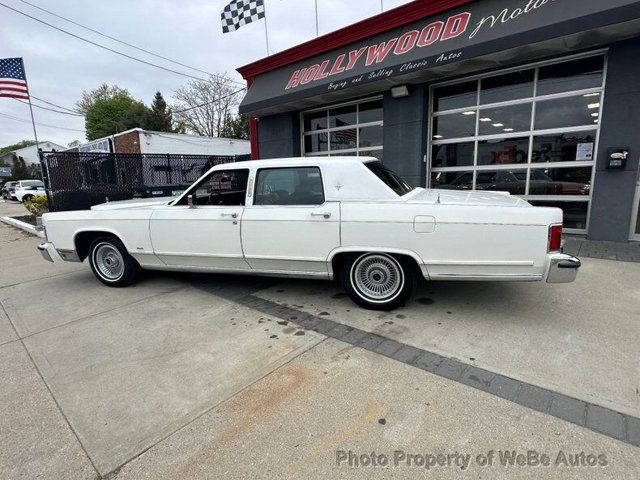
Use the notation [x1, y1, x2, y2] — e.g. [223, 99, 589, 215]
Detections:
[2, 181, 18, 200]
[12, 180, 44, 201]
[37, 157, 581, 310]
[15, 184, 47, 203]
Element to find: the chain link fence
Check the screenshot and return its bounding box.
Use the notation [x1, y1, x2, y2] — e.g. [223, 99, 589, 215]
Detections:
[38, 151, 249, 212]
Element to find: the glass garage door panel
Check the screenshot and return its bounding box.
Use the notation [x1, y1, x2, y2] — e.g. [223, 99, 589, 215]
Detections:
[430, 54, 605, 233]
[302, 97, 383, 159]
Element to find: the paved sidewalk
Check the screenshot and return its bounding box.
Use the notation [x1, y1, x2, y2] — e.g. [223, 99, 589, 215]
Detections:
[564, 236, 640, 263]
[1, 201, 639, 479]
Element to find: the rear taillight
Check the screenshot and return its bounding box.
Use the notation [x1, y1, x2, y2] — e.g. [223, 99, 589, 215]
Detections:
[548, 225, 563, 252]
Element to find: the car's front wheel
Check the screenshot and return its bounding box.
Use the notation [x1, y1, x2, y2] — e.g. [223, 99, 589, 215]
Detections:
[341, 253, 415, 310]
[88, 236, 139, 287]
[21, 195, 33, 202]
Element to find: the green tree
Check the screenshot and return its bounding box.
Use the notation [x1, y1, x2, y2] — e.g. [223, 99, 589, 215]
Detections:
[84, 93, 151, 140]
[11, 155, 30, 179]
[76, 84, 130, 115]
[220, 113, 249, 140]
[144, 92, 174, 132]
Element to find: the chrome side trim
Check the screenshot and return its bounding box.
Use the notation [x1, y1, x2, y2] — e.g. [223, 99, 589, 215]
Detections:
[56, 249, 81, 262]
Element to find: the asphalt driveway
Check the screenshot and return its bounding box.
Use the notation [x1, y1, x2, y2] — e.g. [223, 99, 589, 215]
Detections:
[1, 200, 639, 479]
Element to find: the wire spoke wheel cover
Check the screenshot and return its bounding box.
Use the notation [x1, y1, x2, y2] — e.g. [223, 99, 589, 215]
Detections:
[350, 253, 404, 303]
[93, 242, 125, 281]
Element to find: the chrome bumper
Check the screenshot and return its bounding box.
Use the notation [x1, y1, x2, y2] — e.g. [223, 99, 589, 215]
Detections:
[37, 242, 55, 262]
[546, 254, 581, 284]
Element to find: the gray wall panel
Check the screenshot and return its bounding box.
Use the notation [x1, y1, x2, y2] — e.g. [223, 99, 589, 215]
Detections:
[590, 38, 640, 241]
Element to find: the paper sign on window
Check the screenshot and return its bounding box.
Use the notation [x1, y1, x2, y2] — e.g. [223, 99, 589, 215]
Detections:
[576, 143, 594, 161]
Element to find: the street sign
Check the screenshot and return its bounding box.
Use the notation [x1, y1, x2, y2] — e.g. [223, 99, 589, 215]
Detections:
[0, 166, 12, 177]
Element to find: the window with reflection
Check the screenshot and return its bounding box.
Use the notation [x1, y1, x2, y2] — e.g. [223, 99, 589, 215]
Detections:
[433, 112, 476, 139]
[537, 56, 604, 96]
[529, 167, 592, 196]
[477, 138, 529, 166]
[302, 97, 383, 158]
[478, 103, 532, 135]
[432, 143, 475, 168]
[359, 126, 383, 148]
[433, 81, 477, 111]
[329, 105, 357, 128]
[480, 70, 534, 104]
[535, 94, 600, 130]
[431, 171, 474, 190]
[358, 99, 383, 124]
[475, 170, 528, 195]
[429, 54, 604, 232]
[532, 132, 597, 163]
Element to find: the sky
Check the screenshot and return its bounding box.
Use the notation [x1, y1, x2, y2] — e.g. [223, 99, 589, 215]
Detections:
[0, 0, 414, 148]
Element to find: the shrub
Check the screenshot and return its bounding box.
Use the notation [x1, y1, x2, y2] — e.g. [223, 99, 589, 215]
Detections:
[24, 195, 48, 217]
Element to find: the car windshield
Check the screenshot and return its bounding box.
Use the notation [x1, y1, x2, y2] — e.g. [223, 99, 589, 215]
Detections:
[364, 161, 414, 196]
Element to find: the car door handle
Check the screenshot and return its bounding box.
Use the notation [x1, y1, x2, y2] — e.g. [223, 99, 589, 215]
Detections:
[221, 212, 238, 218]
[311, 212, 331, 219]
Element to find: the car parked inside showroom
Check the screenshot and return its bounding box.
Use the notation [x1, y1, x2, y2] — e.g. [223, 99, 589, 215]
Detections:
[37, 157, 581, 310]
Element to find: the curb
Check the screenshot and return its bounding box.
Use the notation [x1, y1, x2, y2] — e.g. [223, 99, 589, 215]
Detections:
[0, 216, 45, 238]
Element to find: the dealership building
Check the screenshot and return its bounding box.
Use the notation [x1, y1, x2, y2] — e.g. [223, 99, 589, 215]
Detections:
[238, 0, 640, 242]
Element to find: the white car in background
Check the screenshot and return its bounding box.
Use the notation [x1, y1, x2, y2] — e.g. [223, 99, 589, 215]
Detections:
[14, 181, 46, 202]
[13, 180, 45, 202]
[37, 157, 581, 310]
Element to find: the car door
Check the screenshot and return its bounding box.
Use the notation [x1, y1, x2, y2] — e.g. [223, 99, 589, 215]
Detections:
[241, 166, 340, 275]
[150, 168, 251, 270]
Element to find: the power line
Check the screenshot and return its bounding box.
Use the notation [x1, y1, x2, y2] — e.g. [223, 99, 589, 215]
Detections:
[0, 112, 85, 132]
[0, 1, 210, 82]
[30, 95, 78, 113]
[13, 98, 84, 116]
[173, 87, 247, 114]
[16, 0, 220, 80]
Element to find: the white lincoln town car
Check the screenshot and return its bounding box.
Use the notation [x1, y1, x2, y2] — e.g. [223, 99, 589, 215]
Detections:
[38, 157, 580, 310]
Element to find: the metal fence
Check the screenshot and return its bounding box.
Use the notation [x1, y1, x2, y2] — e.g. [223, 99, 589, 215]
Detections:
[38, 151, 249, 212]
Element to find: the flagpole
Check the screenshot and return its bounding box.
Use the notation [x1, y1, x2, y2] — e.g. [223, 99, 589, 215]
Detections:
[20, 59, 40, 151]
[21, 58, 52, 212]
[315, 0, 319, 37]
[381, 0, 384, 13]
[264, 7, 270, 55]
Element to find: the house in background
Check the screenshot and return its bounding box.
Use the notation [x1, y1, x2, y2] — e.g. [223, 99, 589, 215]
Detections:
[0, 141, 65, 166]
[68, 128, 250, 157]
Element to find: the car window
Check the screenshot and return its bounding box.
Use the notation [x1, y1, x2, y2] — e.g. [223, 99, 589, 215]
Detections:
[21, 180, 43, 187]
[364, 161, 413, 196]
[176, 169, 249, 206]
[254, 167, 324, 206]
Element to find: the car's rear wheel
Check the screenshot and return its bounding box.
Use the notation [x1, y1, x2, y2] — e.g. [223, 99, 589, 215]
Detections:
[21, 194, 33, 202]
[88, 236, 138, 287]
[341, 253, 415, 310]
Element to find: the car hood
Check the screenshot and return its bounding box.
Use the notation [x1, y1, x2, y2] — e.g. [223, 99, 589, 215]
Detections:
[405, 188, 530, 207]
[90, 197, 175, 210]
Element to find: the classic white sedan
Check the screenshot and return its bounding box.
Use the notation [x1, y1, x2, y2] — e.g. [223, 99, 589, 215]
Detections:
[38, 157, 580, 310]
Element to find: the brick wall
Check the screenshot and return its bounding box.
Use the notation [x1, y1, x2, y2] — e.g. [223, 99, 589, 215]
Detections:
[113, 131, 141, 154]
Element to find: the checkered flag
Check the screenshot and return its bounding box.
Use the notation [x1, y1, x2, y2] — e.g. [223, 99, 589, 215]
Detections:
[221, 0, 266, 33]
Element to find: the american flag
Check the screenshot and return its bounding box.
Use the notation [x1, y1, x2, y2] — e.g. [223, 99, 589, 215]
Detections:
[0, 58, 29, 100]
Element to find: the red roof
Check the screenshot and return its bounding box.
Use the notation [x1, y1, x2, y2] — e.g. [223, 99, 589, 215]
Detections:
[237, 0, 475, 80]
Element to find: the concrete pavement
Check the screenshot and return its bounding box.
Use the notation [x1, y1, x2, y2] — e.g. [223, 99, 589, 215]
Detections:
[0, 200, 639, 479]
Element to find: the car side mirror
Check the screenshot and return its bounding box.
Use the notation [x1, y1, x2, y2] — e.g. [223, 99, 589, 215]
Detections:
[187, 195, 195, 208]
